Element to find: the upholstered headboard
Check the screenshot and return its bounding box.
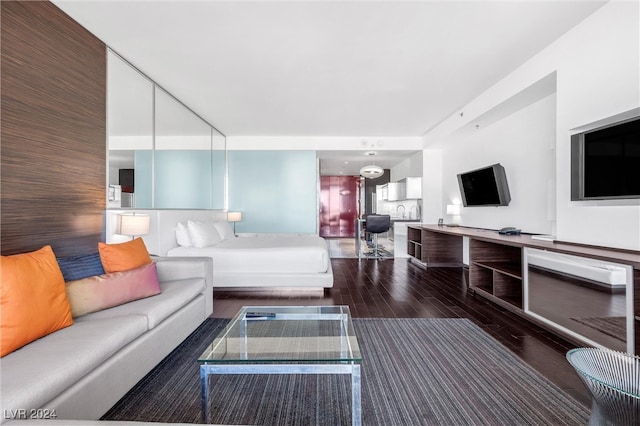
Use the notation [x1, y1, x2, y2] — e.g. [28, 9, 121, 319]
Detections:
[105, 209, 227, 256]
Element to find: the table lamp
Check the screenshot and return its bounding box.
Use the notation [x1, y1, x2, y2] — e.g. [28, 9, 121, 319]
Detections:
[117, 213, 150, 240]
[227, 211, 242, 235]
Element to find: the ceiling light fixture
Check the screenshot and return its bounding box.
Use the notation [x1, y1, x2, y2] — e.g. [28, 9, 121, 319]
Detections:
[360, 164, 384, 179]
[360, 150, 383, 178]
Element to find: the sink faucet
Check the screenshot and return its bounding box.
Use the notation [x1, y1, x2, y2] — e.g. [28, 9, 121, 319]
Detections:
[396, 205, 406, 219]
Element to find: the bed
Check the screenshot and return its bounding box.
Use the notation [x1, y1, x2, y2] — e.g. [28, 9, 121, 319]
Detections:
[166, 219, 333, 288]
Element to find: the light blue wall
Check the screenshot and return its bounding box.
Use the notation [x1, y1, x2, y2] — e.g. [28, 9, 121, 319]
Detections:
[134, 150, 152, 208]
[155, 150, 212, 208]
[228, 150, 317, 233]
[133, 150, 225, 209]
[212, 150, 225, 209]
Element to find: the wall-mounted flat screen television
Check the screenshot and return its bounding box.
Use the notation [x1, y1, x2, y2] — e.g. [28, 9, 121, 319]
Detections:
[571, 116, 640, 201]
[457, 163, 511, 207]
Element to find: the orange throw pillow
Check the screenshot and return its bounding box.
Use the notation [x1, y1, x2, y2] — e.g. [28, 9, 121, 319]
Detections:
[98, 238, 152, 273]
[1, 245, 74, 357]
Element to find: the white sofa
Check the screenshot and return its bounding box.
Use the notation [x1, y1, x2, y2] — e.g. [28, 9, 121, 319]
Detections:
[0, 256, 213, 424]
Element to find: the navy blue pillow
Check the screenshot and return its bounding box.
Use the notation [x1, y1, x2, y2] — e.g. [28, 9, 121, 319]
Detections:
[56, 252, 105, 282]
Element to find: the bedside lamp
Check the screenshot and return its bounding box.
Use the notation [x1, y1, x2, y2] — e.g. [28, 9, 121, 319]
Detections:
[227, 211, 242, 235]
[117, 213, 150, 240]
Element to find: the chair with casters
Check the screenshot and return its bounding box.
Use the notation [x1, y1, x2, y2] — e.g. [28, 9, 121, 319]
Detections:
[365, 214, 391, 258]
[566, 347, 639, 426]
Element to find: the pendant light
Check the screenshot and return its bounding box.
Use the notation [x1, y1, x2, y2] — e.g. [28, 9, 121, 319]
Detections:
[359, 151, 384, 179]
[359, 164, 384, 178]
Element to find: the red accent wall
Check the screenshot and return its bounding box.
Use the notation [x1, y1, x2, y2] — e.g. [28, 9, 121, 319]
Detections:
[320, 176, 360, 238]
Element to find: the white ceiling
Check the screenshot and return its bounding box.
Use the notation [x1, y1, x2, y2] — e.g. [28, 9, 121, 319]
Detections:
[53, 0, 605, 174]
[318, 149, 419, 176]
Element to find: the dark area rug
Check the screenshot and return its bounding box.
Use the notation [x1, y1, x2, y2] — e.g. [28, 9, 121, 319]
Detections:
[103, 318, 589, 425]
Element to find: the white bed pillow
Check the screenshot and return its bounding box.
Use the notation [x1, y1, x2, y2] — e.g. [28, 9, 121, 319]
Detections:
[213, 221, 236, 241]
[175, 222, 192, 247]
[187, 220, 222, 248]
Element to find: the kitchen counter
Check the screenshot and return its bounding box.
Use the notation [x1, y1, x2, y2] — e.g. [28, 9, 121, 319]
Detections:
[355, 218, 421, 258]
[391, 221, 420, 258]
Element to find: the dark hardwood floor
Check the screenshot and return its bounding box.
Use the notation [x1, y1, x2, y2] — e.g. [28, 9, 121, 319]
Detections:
[212, 257, 591, 407]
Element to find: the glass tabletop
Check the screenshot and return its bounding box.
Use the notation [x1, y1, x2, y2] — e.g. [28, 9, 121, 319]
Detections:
[198, 306, 362, 364]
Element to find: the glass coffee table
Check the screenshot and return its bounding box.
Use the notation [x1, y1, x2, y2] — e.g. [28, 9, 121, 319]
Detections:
[198, 305, 362, 425]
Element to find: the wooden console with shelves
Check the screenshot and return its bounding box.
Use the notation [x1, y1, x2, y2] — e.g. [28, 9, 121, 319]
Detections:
[469, 238, 523, 309]
[408, 225, 462, 266]
[407, 226, 423, 261]
[407, 224, 640, 354]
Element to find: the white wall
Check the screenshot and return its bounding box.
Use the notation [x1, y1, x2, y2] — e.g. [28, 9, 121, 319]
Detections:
[390, 151, 423, 181]
[554, 0, 640, 250]
[441, 93, 556, 233]
[425, 0, 640, 250]
[108, 165, 119, 185]
[422, 149, 443, 223]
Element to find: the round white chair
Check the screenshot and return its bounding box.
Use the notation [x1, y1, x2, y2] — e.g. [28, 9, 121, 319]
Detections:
[567, 347, 640, 426]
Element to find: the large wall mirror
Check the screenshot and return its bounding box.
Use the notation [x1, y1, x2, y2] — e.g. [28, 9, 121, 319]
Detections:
[525, 248, 633, 353]
[107, 50, 225, 209]
[154, 88, 213, 208]
[107, 51, 153, 208]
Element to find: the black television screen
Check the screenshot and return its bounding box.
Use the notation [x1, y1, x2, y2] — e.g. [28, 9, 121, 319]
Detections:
[457, 163, 511, 207]
[571, 116, 640, 200]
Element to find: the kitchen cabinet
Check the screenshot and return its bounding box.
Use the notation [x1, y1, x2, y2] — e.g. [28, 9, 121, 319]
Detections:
[398, 177, 422, 200]
[377, 184, 387, 201]
[381, 183, 402, 201]
[380, 178, 421, 201]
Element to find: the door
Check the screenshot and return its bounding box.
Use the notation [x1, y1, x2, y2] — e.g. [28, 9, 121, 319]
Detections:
[320, 176, 359, 238]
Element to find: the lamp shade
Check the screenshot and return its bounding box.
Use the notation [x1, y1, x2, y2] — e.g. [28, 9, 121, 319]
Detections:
[117, 214, 150, 236]
[227, 211, 242, 222]
[359, 165, 384, 179]
[446, 204, 461, 215]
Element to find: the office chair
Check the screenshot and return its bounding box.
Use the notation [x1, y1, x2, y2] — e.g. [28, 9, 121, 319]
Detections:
[365, 214, 391, 258]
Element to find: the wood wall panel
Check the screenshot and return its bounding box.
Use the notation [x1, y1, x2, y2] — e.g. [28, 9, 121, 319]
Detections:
[1, 1, 106, 257]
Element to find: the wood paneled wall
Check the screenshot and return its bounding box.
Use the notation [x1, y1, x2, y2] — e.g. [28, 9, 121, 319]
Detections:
[1, 1, 106, 257]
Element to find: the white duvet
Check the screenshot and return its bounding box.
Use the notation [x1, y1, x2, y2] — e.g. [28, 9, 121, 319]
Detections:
[166, 235, 330, 274]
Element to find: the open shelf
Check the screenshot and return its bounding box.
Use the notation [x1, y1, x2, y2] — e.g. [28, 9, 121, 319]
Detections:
[470, 240, 523, 309]
[471, 265, 494, 293]
[473, 261, 522, 280]
[408, 241, 422, 259]
[405, 224, 640, 354]
[407, 226, 423, 261]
